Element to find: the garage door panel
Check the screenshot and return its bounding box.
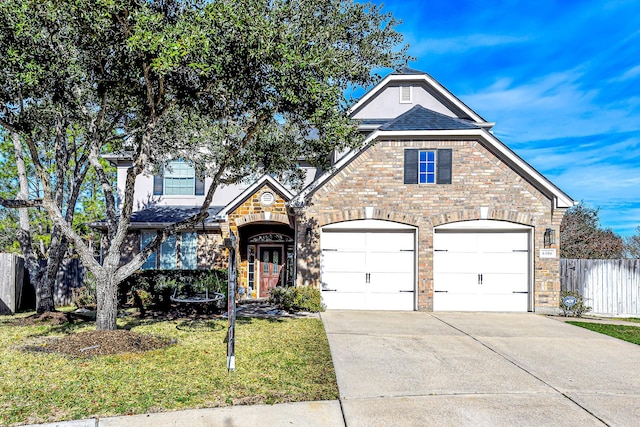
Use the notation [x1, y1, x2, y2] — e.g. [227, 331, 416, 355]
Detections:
[366, 292, 414, 311]
[434, 292, 528, 312]
[479, 252, 528, 274]
[483, 273, 528, 292]
[434, 252, 478, 273]
[434, 233, 479, 252]
[321, 232, 366, 251]
[322, 251, 366, 273]
[367, 232, 414, 250]
[368, 252, 413, 274]
[368, 272, 414, 293]
[478, 232, 528, 251]
[321, 292, 367, 310]
[321, 228, 415, 311]
[321, 272, 367, 293]
[434, 228, 530, 312]
[433, 272, 479, 293]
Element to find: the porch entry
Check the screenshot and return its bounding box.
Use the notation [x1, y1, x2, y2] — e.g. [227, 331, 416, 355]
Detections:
[258, 245, 283, 298]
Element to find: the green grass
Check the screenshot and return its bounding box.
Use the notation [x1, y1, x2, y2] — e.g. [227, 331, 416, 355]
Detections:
[567, 321, 640, 345]
[0, 312, 338, 426]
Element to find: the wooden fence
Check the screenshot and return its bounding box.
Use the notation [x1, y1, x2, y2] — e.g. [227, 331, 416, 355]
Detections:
[560, 259, 640, 316]
[0, 254, 86, 311]
[0, 253, 25, 313]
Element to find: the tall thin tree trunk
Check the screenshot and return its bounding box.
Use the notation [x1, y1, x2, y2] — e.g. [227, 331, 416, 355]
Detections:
[11, 132, 55, 312]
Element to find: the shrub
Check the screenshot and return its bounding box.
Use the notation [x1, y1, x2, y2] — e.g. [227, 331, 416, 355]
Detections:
[72, 286, 96, 310]
[269, 286, 325, 313]
[560, 290, 591, 317]
[72, 272, 97, 309]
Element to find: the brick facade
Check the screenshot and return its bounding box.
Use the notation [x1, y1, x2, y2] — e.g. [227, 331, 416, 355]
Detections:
[297, 138, 567, 312]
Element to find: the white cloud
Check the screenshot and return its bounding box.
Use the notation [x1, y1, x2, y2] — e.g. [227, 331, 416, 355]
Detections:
[610, 64, 640, 82]
[409, 34, 530, 56]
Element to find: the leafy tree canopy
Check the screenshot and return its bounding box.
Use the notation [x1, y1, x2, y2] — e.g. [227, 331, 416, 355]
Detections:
[560, 202, 624, 259]
[0, 0, 408, 329]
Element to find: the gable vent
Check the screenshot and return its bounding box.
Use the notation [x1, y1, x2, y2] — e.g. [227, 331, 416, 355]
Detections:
[400, 85, 412, 103]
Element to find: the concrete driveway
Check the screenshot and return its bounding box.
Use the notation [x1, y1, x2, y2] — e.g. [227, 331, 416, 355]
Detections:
[322, 311, 640, 427]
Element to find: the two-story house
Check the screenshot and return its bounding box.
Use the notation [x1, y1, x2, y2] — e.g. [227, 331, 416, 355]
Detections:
[102, 68, 574, 312]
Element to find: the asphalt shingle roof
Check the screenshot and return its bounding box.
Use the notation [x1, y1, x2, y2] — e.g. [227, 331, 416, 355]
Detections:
[392, 66, 427, 75]
[379, 105, 480, 131]
[129, 205, 224, 224]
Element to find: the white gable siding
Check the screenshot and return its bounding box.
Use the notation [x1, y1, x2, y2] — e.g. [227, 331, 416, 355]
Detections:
[351, 82, 459, 121]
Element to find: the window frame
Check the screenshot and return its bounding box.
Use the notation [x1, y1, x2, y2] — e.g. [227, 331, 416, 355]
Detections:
[140, 231, 199, 270]
[153, 160, 205, 196]
[418, 150, 436, 184]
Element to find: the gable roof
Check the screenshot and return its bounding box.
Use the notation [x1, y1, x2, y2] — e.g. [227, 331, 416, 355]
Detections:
[216, 174, 294, 218]
[380, 105, 480, 131]
[349, 68, 492, 127]
[291, 127, 575, 209]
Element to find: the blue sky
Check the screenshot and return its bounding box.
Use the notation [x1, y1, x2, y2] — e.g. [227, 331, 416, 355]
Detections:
[373, 0, 640, 236]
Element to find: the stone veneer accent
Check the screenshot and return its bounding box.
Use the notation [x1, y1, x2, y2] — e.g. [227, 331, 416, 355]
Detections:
[226, 183, 294, 294]
[297, 139, 567, 312]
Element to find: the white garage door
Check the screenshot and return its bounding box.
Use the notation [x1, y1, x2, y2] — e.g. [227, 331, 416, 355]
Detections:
[433, 230, 530, 312]
[321, 227, 415, 310]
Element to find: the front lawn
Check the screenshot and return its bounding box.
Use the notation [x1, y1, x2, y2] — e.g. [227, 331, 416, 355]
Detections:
[567, 321, 640, 345]
[0, 311, 337, 426]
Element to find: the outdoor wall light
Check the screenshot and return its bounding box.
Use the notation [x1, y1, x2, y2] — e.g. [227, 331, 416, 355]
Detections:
[305, 227, 313, 243]
[544, 228, 556, 248]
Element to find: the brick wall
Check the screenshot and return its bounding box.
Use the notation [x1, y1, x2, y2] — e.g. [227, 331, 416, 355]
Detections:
[298, 138, 567, 311]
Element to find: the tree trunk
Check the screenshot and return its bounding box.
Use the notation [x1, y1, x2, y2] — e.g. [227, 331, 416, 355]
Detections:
[11, 131, 55, 313]
[96, 273, 118, 330]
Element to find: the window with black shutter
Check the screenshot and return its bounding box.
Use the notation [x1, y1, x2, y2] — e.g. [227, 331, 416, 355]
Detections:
[403, 148, 452, 185]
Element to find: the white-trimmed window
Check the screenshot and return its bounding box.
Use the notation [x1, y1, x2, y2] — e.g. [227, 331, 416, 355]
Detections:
[153, 160, 205, 196]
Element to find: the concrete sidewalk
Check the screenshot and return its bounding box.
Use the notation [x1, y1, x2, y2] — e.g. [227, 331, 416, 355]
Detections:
[322, 311, 640, 427]
[25, 400, 345, 427]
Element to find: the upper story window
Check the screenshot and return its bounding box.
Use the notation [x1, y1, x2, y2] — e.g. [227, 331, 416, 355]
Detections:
[419, 151, 436, 184]
[153, 160, 205, 196]
[404, 149, 452, 185]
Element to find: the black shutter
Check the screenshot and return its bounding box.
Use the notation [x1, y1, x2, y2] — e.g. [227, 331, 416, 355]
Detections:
[153, 174, 163, 195]
[195, 177, 205, 195]
[436, 149, 452, 184]
[404, 149, 418, 184]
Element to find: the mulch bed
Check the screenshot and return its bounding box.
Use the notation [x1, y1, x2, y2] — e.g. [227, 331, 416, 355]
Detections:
[26, 330, 176, 357]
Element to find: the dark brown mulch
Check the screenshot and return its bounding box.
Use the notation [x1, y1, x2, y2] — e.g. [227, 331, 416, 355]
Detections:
[26, 330, 176, 358]
[10, 311, 71, 326]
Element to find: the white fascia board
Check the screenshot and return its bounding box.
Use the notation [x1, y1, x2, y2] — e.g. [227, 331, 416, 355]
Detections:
[216, 174, 294, 218]
[293, 129, 574, 209]
[348, 74, 488, 125]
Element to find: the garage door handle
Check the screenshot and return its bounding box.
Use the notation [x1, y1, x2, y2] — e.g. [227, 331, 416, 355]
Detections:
[434, 290, 448, 293]
[323, 289, 338, 292]
[478, 274, 483, 284]
[512, 291, 529, 294]
[434, 249, 448, 252]
[399, 290, 413, 293]
[513, 249, 528, 252]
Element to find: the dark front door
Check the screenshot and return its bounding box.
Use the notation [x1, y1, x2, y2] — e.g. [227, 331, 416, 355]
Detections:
[259, 246, 283, 298]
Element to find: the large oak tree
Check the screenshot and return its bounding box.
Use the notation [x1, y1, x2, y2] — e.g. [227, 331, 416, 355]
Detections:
[0, 0, 408, 329]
